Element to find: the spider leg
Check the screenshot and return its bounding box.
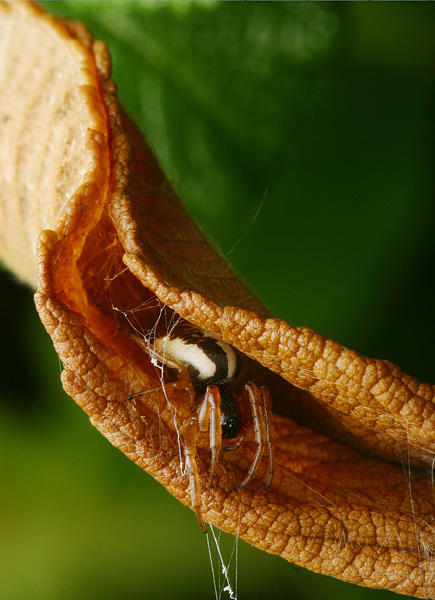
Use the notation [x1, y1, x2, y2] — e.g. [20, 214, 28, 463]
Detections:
[183, 416, 207, 533]
[197, 385, 222, 485]
[240, 383, 274, 489]
[261, 387, 275, 489]
[127, 336, 207, 529]
[125, 379, 192, 401]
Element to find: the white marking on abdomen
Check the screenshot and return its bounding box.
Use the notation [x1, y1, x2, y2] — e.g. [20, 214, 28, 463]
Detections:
[155, 335, 217, 382]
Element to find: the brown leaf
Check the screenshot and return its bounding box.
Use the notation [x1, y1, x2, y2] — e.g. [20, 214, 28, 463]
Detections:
[1, 3, 434, 597]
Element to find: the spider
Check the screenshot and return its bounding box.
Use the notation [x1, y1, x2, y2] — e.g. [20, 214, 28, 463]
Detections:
[132, 320, 275, 532]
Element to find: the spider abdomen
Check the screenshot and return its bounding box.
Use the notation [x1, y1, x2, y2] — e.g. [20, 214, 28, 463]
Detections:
[154, 323, 241, 389]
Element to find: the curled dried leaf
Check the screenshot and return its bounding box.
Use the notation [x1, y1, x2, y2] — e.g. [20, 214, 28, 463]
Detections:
[1, 3, 435, 598]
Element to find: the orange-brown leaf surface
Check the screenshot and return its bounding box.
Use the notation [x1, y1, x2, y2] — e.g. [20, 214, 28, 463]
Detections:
[1, 2, 434, 597]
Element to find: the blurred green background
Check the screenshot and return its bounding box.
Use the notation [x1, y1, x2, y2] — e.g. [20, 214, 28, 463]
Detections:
[1, 2, 434, 599]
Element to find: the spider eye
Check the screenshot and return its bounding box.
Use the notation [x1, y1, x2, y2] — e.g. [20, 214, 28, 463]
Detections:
[220, 389, 242, 439]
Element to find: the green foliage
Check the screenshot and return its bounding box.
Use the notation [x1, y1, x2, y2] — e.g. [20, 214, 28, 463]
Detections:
[1, 3, 434, 599]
